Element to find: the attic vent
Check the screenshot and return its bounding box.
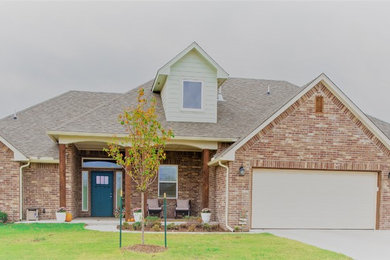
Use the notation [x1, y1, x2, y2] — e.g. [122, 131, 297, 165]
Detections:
[315, 96, 324, 113]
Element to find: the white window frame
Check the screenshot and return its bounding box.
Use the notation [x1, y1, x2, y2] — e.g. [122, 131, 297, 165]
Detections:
[81, 171, 89, 212]
[158, 165, 178, 199]
[181, 80, 203, 111]
[115, 171, 123, 210]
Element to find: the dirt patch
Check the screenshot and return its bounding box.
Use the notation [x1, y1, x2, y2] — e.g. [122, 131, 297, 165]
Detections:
[124, 244, 167, 254]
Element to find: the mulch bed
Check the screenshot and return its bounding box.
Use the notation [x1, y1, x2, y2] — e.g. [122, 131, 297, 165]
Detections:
[124, 244, 167, 254]
[118, 224, 226, 232]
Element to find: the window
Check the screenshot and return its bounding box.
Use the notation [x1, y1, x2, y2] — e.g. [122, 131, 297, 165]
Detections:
[81, 171, 88, 211]
[183, 81, 202, 109]
[315, 96, 324, 113]
[158, 165, 178, 198]
[82, 158, 122, 169]
[115, 171, 123, 209]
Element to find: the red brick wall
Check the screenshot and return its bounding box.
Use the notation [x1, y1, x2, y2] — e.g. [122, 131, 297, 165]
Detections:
[223, 82, 390, 230]
[65, 144, 81, 217]
[0, 142, 21, 221]
[130, 151, 202, 218]
[23, 163, 59, 220]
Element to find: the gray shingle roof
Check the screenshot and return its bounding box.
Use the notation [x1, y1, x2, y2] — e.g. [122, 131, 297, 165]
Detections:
[1, 77, 390, 161]
[52, 78, 302, 140]
[0, 91, 122, 159]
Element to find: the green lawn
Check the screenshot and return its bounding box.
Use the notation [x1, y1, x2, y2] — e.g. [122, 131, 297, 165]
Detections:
[0, 224, 350, 260]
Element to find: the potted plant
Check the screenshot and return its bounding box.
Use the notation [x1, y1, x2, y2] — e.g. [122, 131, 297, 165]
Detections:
[133, 208, 142, 222]
[56, 207, 67, 222]
[201, 208, 211, 223]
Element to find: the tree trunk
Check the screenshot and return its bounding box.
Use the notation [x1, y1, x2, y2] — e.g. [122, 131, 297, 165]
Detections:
[141, 191, 145, 245]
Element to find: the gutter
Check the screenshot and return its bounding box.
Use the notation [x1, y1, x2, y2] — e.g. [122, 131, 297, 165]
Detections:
[19, 161, 30, 221]
[218, 161, 234, 232]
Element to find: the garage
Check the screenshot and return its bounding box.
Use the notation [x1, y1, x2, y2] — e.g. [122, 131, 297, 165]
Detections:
[251, 169, 378, 229]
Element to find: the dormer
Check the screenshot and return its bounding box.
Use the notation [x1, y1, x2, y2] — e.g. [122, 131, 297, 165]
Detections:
[152, 42, 228, 123]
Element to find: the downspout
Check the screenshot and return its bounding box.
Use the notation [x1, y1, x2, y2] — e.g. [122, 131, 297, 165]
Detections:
[218, 161, 234, 232]
[19, 161, 30, 221]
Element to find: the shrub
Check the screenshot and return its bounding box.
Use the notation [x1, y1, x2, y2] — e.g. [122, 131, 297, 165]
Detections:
[203, 223, 211, 232]
[132, 222, 141, 230]
[166, 223, 179, 230]
[123, 222, 130, 229]
[210, 224, 219, 231]
[57, 207, 66, 213]
[201, 208, 211, 213]
[186, 216, 202, 225]
[179, 223, 188, 229]
[145, 216, 160, 228]
[152, 223, 161, 231]
[188, 224, 197, 232]
[234, 226, 242, 232]
[0, 211, 8, 223]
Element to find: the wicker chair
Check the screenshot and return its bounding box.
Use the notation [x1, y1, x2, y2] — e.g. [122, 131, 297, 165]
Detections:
[175, 199, 191, 218]
[147, 199, 162, 217]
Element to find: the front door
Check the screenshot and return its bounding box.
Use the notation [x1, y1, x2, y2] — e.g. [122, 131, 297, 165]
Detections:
[91, 171, 114, 217]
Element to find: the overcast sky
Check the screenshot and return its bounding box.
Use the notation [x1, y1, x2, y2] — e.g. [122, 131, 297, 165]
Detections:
[1, 1, 390, 122]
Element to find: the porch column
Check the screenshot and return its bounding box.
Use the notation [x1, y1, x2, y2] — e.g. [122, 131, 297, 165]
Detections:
[124, 148, 132, 220]
[59, 144, 66, 207]
[201, 149, 210, 209]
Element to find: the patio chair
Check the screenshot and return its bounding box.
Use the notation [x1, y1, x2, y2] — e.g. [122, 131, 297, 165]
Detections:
[147, 199, 162, 217]
[175, 199, 191, 218]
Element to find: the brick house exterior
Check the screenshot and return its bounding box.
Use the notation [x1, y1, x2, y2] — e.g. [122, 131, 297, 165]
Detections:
[1, 42, 390, 230]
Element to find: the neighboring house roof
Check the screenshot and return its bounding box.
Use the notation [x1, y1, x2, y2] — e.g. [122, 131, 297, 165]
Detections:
[210, 74, 390, 164]
[2, 75, 390, 162]
[0, 91, 122, 160]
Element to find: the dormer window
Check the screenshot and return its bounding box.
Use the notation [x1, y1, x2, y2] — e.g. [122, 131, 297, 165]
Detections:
[182, 80, 202, 110]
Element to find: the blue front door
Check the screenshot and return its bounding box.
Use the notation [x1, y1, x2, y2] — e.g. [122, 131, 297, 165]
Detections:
[91, 171, 113, 217]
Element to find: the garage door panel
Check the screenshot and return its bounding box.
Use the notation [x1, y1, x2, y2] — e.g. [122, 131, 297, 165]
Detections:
[252, 169, 377, 229]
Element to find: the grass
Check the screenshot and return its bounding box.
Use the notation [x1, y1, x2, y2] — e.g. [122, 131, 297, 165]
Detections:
[0, 223, 350, 260]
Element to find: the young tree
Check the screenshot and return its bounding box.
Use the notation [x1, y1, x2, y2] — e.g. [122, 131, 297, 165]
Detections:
[105, 88, 174, 245]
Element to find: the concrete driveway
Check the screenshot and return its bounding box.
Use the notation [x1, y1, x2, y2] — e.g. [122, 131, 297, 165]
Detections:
[258, 230, 390, 260]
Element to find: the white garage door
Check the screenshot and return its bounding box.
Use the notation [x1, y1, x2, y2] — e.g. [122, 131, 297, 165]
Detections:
[252, 169, 378, 229]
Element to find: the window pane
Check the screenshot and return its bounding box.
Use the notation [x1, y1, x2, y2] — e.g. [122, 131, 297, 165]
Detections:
[104, 176, 109, 185]
[159, 166, 177, 181]
[96, 176, 101, 184]
[116, 172, 122, 209]
[159, 183, 177, 198]
[183, 81, 202, 109]
[83, 160, 122, 169]
[82, 171, 88, 211]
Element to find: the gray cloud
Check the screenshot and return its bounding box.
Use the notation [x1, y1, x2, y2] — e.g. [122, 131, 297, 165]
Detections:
[1, 1, 390, 122]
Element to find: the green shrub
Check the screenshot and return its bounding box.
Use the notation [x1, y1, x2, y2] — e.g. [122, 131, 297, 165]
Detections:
[145, 216, 160, 228]
[0, 211, 7, 223]
[122, 222, 130, 229]
[132, 222, 141, 230]
[234, 226, 242, 232]
[166, 223, 179, 230]
[210, 224, 219, 231]
[203, 223, 211, 232]
[179, 223, 188, 229]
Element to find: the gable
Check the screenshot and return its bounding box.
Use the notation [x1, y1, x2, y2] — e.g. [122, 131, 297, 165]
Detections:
[210, 74, 390, 164]
[237, 82, 389, 164]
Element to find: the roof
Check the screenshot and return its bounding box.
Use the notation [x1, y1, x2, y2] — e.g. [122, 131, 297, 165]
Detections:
[210, 74, 390, 163]
[0, 91, 122, 160]
[2, 76, 390, 162]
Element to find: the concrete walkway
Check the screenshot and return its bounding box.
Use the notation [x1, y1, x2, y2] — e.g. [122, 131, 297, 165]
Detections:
[254, 229, 390, 260]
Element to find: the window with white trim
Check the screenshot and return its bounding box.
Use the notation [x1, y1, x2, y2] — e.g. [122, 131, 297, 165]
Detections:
[81, 171, 88, 211]
[182, 81, 202, 109]
[158, 165, 178, 198]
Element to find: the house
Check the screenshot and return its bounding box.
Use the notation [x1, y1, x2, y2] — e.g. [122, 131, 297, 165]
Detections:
[1, 42, 390, 231]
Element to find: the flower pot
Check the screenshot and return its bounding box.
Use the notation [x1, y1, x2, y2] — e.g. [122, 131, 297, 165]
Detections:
[133, 212, 142, 222]
[56, 212, 66, 222]
[201, 212, 211, 223]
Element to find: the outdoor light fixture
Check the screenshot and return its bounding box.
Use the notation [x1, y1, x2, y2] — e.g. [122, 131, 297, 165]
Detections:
[239, 165, 245, 176]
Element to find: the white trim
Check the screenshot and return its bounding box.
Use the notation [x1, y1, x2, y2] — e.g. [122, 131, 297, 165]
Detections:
[211, 73, 390, 164]
[0, 135, 28, 161]
[115, 171, 123, 210]
[158, 165, 178, 199]
[181, 80, 203, 111]
[152, 42, 229, 92]
[81, 157, 122, 169]
[81, 170, 89, 212]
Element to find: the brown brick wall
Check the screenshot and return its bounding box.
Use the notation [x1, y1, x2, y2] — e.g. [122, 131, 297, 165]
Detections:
[223, 82, 390, 230]
[0, 142, 21, 222]
[23, 163, 59, 220]
[65, 144, 81, 217]
[130, 151, 203, 218]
